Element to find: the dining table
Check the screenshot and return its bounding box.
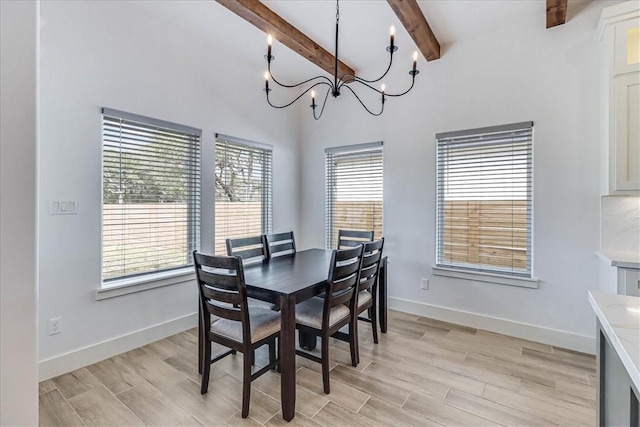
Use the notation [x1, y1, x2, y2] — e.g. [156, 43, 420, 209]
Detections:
[198, 248, 388, 421]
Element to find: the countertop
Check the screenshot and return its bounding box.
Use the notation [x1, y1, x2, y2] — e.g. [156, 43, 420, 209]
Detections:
[588, 291, 640, 392]
[596, 250, 640, 269]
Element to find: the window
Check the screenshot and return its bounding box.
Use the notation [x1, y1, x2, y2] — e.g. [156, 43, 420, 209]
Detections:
[102, 109, 201, 282]
[435, 122, 533, 279]
[325, 142, 383, 249]
[214, 134, 272, 254]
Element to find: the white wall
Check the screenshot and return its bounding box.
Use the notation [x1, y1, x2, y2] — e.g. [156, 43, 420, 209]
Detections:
[38, 1, 300, 377]
[0, 0, 39, 424]
[299, 2, 617, 352]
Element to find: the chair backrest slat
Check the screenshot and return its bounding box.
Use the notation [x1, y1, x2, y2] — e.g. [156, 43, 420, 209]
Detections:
[202, 285, 242, 306]
[207, 303, 243, 322]
[264, 231, 296, 259]
[193, 251, 251, 339]
[197, 270, 239, 291]
[226, 235, 268, 263]
[337, 229, 374, 250]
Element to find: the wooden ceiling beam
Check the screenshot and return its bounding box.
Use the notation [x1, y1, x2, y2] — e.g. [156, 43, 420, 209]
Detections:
[387, 0, 440, 61]
[215, 0, 355, 79]
[546, 0, 568, 29]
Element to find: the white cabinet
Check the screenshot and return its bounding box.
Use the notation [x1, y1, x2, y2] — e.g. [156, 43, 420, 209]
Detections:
[598, 2, 640, 195]
[618, 267, 640, 296]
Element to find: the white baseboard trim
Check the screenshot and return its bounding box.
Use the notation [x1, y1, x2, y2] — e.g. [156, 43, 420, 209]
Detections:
[388, 297, 596, 354]
[39, 312, 198, 381]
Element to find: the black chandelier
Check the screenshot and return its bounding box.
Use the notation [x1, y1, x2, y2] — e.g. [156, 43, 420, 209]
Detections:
[263, 0, 420, 120]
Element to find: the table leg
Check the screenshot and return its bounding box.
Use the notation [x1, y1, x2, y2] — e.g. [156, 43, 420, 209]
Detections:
[379, 257, 388, 333]
[280, 295, 296, 421]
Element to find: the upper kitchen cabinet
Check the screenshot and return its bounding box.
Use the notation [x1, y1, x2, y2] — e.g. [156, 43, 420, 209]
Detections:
[598, 1, 640, 195]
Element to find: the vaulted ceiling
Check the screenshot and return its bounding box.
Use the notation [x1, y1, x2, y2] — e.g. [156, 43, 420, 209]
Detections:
[130, 0, 588, 85]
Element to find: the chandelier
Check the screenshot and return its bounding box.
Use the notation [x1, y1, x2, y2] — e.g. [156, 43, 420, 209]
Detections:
[263, 0, 420, 120]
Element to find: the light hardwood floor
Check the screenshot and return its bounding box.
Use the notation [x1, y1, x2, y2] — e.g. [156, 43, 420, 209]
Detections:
[39, 310, 596, 426]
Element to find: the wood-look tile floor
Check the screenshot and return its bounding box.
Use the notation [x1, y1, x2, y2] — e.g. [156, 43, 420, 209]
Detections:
[39, 310, 596, 426]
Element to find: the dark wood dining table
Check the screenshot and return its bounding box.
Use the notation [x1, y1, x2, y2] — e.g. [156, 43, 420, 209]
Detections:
[198, 248, 388, 421]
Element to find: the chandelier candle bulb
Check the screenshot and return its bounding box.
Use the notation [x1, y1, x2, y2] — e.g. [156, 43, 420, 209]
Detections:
[267, 34, 273, 59]
[413, 51, 418, 71]
[389, 25, 395, 49]
[264, 71, 269, 91]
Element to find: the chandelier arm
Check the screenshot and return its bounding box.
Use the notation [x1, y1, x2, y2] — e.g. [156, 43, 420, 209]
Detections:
[266, 82, 333, 109]
[268, 63, 333, 88]
[338, 52, 394, 88]
[312, 87, 332, 120]
[384, 75, 416, 97]
[341, 85, 384, 116]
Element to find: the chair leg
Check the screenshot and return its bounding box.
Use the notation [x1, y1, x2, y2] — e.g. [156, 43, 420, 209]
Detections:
[371, 305, 379, 344]
[349, 319, 358, 367]
[251, 350, 256, 366]
[321, 336, 330, 394]
[268, 338, 276, 370]
[201, 339, 211, 394]
[242, 350, 252, 418]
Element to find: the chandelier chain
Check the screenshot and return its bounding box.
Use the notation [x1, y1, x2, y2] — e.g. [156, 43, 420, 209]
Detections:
[336, 0, 339, 24]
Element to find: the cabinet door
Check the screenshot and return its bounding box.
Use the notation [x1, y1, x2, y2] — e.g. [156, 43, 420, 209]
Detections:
[614, 74, 640, 192]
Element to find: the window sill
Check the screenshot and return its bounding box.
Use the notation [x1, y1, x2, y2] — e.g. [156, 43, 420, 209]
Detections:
[96, 268, 195, 300]
[432, 265, 539, 289]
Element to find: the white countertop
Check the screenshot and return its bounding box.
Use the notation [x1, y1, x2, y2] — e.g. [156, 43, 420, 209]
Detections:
[589, 291, 640, 392]
[596, 250, 640, 269]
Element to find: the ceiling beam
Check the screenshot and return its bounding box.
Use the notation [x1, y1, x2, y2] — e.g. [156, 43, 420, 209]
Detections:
[387, 0, 440, 61]
[215, 0, 355, 79]
[546, 0, 568, 29]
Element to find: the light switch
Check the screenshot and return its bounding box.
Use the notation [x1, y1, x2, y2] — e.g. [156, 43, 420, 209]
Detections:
[49, 200, 78, 215]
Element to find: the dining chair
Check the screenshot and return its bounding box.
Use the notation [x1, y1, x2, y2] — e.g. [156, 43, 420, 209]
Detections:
[226, 235, 276, 313]
[353, 238, 384, 364]
[264, 231, 296, 259]
[193, 251, 280, 418]
[226, 235, 268, 262]
[295, 245, 364, 394]
[337, 229, 374, 249]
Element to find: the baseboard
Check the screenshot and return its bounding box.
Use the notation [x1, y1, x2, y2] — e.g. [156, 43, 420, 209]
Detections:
[388, 297, 596, 354]
[39, 312, 198, 381]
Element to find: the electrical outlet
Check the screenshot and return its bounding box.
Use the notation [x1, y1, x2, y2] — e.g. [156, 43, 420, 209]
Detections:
[421, 278, 429, 290]
[48, 317, 62, 335]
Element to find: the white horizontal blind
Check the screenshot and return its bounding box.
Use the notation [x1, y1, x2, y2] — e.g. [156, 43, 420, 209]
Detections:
[325, 142, 383, 249]
[436, 122, 533, 277]
[215, 136, 272, 255]
[102, 109, 201, 281]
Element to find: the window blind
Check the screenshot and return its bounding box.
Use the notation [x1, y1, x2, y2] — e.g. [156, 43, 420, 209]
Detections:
[214, 135, 273, 255]
[325, 142, 383, 249]
[102, 108, 201, 281]
[436, 122, 533, 277]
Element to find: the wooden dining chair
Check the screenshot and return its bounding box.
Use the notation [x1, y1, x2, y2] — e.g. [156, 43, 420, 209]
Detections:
[353, 238, 384, 364]
[337, 229, 374, 249]
[226, 235, 277, 312]
[264, 231, 296, 259]
[295, 245, 364, 394]
[226, 235, 268, 263]
[193, 251, 280, 418]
